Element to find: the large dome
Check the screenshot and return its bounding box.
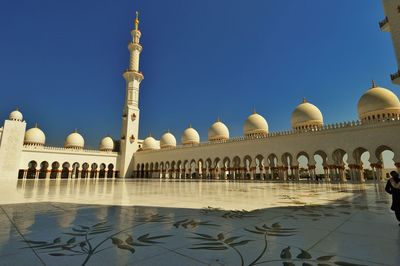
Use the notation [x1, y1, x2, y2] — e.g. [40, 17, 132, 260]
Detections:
[208, 119, 229, 141]
[142, 136, 159, 151]
[243, 112, 268, 137]
[291, 99, 323, 129]
[99, 136, 114, 151]
[182, 125, 200, 145]
[9, 109, 23, 122]
[64, 130, 85, 149]
[160, 131, 176, 149]
[24, 125, 45, 146]
[358, 81, 400, 121]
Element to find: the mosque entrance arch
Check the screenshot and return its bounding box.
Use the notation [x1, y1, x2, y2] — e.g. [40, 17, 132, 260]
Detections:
[72, 162, 80, 179]
[90, 163, 98, 178]
[107, 164, 114, 178]
[61, 162, 70, 179]
[39, 161, 49, 179]
[27, 161, 37, 179]
[99, 164, 106, 178]
[50, 162, 60, 179]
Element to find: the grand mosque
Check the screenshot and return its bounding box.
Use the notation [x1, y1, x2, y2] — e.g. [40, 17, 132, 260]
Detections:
[1, 1, 400, 182]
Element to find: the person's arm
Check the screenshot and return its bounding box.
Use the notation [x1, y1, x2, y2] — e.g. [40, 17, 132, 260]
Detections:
[385, 180, 392, 194]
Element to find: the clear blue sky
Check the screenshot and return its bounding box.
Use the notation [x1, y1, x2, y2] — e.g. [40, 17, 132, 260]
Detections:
[0, 0, 397, 148]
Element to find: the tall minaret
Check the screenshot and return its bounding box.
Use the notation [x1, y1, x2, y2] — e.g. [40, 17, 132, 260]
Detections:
[118, 11, 144, 177]
[380, 0, 400, 85]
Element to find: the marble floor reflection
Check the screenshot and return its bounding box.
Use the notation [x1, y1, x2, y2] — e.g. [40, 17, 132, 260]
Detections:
[0, 179, 398, 265]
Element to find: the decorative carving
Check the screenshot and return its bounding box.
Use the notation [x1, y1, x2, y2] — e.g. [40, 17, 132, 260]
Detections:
[129, 135, 135, 143]
[131, 113, 136, 121]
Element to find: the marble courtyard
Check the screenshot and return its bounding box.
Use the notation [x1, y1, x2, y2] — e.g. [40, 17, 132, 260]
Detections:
[0, 179, 398, 266]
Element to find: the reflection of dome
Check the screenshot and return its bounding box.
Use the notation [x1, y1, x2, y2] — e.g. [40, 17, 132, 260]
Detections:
[160, 131, 176, 149]
[358, 81, 400, 121]
[291, 99, 323, 129]
[99, 136, 114, 151]
[208, 119, 229, 141]
[182, 125, 200, 145]
[64, 130, 85, 149]
[24, 125, 46, 146]
[243, 112, 268, 137]
[142, 136, 159, 151]
[9, 109, 23, 121]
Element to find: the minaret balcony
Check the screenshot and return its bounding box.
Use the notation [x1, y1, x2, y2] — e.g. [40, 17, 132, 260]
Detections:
[123, 69, 144, 82]
[128, 42, 142, 52]
[391, 70, 400, 85]
[379, 17, 390, 32]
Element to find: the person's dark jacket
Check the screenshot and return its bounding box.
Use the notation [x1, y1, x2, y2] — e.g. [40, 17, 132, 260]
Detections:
[385, 178, 400, 211]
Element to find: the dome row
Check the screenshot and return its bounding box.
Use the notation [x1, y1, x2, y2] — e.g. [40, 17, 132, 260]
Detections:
[22, 125, 114, 151]
[141, 103, 322, 150]
[142, 81, 400, 150]
[7, 109, 114, 151]
[142, 112, 269, 151]
[7, 81, 400, 151]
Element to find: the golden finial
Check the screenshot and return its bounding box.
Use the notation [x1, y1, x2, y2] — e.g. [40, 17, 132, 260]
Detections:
[216, 117, 221, 122]
[34, 122, 38, 128]
[189, 123, 192, 128]
[135, 11, 139, 30]
[253, 107, 257, 114]
[371, 80, 377, 88]
[302, 97, 307, 103]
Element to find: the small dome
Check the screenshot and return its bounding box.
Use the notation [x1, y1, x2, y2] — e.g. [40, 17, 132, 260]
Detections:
[9, 109, 23, 121]
[208, 119, 229, 141]
[243, 112, 268, 137]
[99, 136, 114, 151]
[24, 125, 45, 146]
[160, 131, 176, 149]
[142, 136, 159, 151]
[291, 99, 323, 129]
[64, 130, 85, 149]
[358, 81, 400, 121]
[182, 125, 200, 145]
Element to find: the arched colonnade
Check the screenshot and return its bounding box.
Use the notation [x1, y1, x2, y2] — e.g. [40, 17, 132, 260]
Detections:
[18, 161, 118, 179]
[134, 145, 399, 182]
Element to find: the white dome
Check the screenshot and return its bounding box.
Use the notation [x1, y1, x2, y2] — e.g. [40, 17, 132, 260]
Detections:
[64, 130, 85, 149]
[9, 109, 23, 121]
[24, 125, 45, 146]
[99, 136, 114, 151]
[142, 136, 159, 151]
[208, 119, 229, 141]
[243, 112, 268, 136]
[291, 99, 323, 129]
[182, 125, 200, 145]
[160, 131, 176, 149]
[358, 81, 400, 120]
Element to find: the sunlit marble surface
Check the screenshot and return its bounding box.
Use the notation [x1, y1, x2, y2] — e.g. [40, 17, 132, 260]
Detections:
[0, 179, 398, 265]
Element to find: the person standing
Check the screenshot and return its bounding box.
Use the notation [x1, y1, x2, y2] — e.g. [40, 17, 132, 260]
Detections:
[385, 171, 400, 226]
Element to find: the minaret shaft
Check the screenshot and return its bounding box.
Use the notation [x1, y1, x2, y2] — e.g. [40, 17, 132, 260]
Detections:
[118, 12, 144, 177]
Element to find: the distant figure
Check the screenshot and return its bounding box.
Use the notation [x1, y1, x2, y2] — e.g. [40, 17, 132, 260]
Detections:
[385, 171, 400, 226]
